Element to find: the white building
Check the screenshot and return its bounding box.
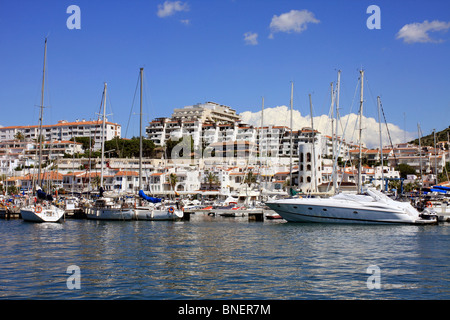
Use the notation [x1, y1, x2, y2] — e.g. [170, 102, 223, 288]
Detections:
[0, 119, 121, 151]
[297, 131, 323, 193]
[171, 101, 241, 124]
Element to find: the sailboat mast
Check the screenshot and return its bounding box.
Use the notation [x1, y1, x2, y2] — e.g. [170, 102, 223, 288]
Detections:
[139, 68, 143, 192]
[358, 70, 364, 194]
[37, 38, 47, 189]
[334, 70, 341, 193]
[417, 123, 423, 195]
[330, 82, 335, 193]
[289, 81, 293, 189]
[434, 129, 438, 185]
[100, 82, 107, 189]
[260, 96, 264, 189]
[377, 96, 384, 191]
[309, 94, 317, 193]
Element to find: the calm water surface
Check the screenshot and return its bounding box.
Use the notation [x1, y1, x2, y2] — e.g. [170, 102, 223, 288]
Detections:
[0, 214, 449, 299]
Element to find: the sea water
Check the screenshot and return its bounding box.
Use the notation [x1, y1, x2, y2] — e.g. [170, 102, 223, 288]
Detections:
[0, 215, 449, 299]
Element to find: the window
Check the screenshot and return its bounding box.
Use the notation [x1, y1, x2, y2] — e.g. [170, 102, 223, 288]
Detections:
[307, 153, 311, 162]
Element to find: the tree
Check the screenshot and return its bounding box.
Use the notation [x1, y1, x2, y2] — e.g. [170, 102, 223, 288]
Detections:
[165, 136, 194, 159]
[91, 176, 101, 190]
[244, 170, 257, 187]
[70, 136, 94, 152]
[14, 131, 25, 141]
[7, 185, 18, 195]
[204, 171, 219, 190]
[104, 137, 156, 158]
[388, 179, 401, 191]
[395, 163, 416, 179]
[167, 173, 178, 198]
[404, 181, 420, 192]
[438, 162, 450, 183]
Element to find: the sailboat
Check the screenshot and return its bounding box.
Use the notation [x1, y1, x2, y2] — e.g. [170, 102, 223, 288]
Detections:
[132, 68, 183, 221]
[85, 82, 134, 220]
[265, 70, 437, 225]
[20, 38, 65, 223]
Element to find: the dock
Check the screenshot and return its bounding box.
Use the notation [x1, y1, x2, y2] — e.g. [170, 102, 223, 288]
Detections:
[184, 208, 265, 221]
[0, 208, 21, 220]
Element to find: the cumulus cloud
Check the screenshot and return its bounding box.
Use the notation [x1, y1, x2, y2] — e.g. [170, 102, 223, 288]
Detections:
[269, 9, 319, 38]
[240, 106, 414, 149]
[157, 1, 189, 18]
[396, 20, 450, 43]
[243, 32, 258, 45]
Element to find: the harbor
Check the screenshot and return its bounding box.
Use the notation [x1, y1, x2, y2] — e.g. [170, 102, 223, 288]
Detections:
[1, 213, 449, 300]
[1, 0, 450, 302]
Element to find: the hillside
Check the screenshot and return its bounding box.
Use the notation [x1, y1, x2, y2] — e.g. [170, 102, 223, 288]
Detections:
[409, 126, 450, 147]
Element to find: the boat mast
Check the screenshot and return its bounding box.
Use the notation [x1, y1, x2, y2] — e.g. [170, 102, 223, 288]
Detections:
[37, 38, 47, 190]
[139, 68, 143, 193]
[358, 70, 364, 194]
[377, 96, 384, 192]
[100, 82, 107, 190]
[309, 93, 317, 193]
[434, 129, 438, 185]
[334, 70, 341, 193]
[417, 123, 423, 195]
[260, 96, 264, 191]
[289, 81, 293, 189]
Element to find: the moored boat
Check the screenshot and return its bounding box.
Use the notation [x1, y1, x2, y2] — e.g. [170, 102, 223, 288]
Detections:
[266, 188, 437, 225]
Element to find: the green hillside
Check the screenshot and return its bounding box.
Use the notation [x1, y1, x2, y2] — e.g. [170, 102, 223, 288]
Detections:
[409, 126, 450, 147]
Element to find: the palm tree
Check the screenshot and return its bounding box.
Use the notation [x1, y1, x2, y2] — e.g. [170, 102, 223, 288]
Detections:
[167, 173, 178, 198]
[91, 176, 101, 190]
[204, 171, 219, 190]
[244, 170, 257, 187]
[14, 131, 25, 142]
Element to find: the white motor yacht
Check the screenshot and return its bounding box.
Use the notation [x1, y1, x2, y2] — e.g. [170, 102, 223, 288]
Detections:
[266, 188, 437, 225]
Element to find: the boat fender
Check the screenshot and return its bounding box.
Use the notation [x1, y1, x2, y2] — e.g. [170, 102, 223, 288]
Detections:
[168, 206, 174, 214]
[426, 201, 433, 208]
[35, 205, 43, 214]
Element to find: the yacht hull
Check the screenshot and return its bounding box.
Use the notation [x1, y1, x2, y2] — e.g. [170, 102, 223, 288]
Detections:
[134, 207, 183, 221]
[21, 206, 65, 223]
[266, 203, 415, 224]
[85, 207, 134, 220]
[266, 191, 436, 225]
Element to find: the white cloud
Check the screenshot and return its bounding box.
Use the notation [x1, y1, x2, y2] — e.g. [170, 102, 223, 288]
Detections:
[396, 20, 450, 43]
[269, 9, 319, 38]
[157, 1, 189, 18]
[180, 19, 190, 25]
[240, 106, 414, 149]
[244, 32, 258, 45]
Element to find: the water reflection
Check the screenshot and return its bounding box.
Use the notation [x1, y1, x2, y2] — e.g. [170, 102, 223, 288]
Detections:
[0, 217, 449, 299]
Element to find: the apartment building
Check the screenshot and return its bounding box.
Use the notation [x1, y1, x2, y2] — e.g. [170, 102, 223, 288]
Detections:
[0, 119, 121, 151]
[171, 102, 241, 123]
[387, 144, 447, 175]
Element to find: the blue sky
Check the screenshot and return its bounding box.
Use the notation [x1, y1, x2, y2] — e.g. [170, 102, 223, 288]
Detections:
[0, 0, 449, 143]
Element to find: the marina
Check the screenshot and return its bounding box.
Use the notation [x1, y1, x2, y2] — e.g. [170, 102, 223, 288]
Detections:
[1, 0, 449, 302]
[0, 213, 449, 300]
